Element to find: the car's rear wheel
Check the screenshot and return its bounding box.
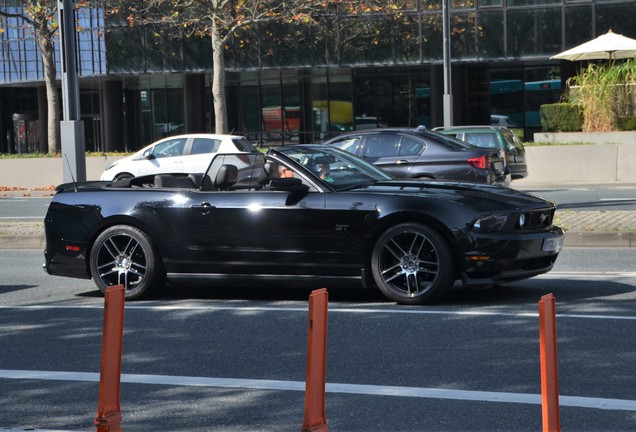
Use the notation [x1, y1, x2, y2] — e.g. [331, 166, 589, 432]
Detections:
[371, 223, 456, 304]
[89, 225, 164, 300]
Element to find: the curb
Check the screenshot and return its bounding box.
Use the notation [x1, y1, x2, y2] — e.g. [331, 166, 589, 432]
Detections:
[563, 231, 635, 247]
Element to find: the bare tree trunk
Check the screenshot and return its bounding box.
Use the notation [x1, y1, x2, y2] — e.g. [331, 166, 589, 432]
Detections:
[37, 34, 60, 153]
[211, 21, 228, 134]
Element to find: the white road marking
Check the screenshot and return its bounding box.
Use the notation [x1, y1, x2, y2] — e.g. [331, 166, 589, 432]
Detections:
[1, 369, 635, 412]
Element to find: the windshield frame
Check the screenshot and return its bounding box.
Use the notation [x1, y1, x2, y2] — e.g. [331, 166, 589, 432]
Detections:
[271, 145, 394, 191]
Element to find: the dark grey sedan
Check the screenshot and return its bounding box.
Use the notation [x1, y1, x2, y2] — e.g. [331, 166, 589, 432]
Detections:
[322, 127, 508, 185]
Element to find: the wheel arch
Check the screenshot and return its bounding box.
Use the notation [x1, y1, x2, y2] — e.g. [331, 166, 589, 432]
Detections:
[114, 172, 134, 180]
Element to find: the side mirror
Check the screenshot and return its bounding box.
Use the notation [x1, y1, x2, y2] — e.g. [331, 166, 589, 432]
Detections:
[269, 178, 310, 193]
[143, 149, 155, 160]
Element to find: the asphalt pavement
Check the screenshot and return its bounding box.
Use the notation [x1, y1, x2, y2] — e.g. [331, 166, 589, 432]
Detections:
[1, 183, 635, 249]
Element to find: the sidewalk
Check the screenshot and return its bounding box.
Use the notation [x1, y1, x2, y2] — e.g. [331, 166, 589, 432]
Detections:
[1, 185, 635, 248]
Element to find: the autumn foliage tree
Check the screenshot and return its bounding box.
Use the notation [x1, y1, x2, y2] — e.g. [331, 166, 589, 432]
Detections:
[105, 0, 397, 134]
[0, 1, 60, 153]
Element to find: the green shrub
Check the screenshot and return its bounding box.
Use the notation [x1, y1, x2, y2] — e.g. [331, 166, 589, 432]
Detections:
[616, 116, 636, 131]
[540, 103, 583, 132]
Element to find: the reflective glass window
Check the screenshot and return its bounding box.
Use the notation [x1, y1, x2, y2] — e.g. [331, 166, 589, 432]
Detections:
[479, 0, 502, 7]
[422, 0, 442, 11]
[596, 3, 636, 35]
[422, 14, 443, 60]
[452, 0, 476, 9]
[564, 6, 593, 49]
[508, 0, 561, 6]
[478, 11, 505, 59]
[340, 15, 393, 64]
[395, 0, 418, 10]
[394, 13, 421, 64]
[106, 26, 145, 73]
[507, 8, 561, 57]
[452, 12, 478, 59]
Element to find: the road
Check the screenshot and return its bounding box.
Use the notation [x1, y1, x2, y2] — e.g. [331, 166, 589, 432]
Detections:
[520, 184, 636, 211]
[1, 248, 636, 431]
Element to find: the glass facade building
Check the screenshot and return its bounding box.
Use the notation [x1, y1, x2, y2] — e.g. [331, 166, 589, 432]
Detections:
[1, 0, 634, 153]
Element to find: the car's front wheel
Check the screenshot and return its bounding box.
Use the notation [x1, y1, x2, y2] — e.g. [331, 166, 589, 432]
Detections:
[114, 173, 133, 181]
[89, 225, 164, 300]
[371, 223, 456, 304]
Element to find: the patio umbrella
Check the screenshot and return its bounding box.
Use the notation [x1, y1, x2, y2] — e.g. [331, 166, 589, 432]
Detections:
[550, 30, 636, 61]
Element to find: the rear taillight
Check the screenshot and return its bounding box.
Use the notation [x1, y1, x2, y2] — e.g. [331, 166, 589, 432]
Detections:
[467, 156, 489, 169]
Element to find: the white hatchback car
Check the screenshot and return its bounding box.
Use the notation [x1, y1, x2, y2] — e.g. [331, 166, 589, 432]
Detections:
[100, 134, 257, 181]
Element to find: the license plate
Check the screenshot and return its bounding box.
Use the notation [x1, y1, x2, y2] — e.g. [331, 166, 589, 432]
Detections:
[493, 161, 504, 172]
[542, 236, 564, 252]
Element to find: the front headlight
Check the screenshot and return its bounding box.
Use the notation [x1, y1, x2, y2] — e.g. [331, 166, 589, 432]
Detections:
[473, 214, 509, 233]
[104, 161, 118, 171]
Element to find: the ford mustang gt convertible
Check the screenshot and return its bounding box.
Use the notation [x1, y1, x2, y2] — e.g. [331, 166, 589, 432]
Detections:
[43, 145, 564, 304]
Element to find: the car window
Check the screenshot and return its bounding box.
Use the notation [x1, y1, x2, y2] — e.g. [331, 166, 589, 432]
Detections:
[275, 146, 392, 191]
[151, 138, 187, 158]
[364, 134, 400, 158]
[501, 129, 524, 151]
[233, 138, 258, 152]
[419, 130, 473, 149]
[328, 136, 362, 154]
[191, 138, 221, 155]
[398, 137, 424, 156]
[464, 132, 498, 148]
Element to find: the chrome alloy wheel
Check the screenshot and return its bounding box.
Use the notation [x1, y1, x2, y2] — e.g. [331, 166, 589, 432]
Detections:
[95, 233, 147, 289]
[371, 223, 456, 304]
[90, 225, 162, 300]
[377, 230, 439, 296]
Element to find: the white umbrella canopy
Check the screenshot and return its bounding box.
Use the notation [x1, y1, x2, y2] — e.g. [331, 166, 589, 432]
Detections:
[550, 30, 636, 61]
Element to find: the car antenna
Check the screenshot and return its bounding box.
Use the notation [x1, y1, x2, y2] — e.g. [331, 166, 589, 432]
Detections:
[63, 153, 78, 192]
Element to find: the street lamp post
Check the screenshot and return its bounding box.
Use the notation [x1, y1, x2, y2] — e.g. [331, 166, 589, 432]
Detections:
[442, 0, 453, 127]
[57, 0, 86, 183]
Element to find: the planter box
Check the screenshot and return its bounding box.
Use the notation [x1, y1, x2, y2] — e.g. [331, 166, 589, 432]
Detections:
[0, 156, 122, 189]
[534, 131, 636, 145]
[513, 140, 636, 186]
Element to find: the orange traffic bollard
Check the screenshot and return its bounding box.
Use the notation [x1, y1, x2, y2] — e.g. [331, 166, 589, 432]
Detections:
[94, 285, 126, 432]
[301, 288, 329, 432]
[539, 293, 561, 432]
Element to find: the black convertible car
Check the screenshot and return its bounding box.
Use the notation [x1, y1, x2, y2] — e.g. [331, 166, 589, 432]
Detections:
[43, 145, 564, 304]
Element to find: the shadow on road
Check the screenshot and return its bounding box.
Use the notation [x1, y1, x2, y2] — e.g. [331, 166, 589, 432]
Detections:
[71, 276, 636, 312]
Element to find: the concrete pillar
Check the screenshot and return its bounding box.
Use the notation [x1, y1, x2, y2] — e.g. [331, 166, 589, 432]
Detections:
[102, 80, 124, 152]
[183, 74, 206, 133]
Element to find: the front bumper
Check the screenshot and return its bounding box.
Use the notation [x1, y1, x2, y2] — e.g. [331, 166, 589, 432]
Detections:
[460, 226, 565, 285]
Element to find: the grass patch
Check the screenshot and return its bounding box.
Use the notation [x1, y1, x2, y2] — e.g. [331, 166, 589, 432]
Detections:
[524, 141, 595, 146]
[0, 151, 130, 159]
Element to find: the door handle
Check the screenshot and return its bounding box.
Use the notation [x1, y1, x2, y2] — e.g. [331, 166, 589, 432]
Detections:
[191, 202, 215, 215]
[395, 160, 410, 165]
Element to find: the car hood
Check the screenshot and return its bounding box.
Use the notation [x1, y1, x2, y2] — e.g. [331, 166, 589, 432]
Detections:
[360, 179, 554, 210]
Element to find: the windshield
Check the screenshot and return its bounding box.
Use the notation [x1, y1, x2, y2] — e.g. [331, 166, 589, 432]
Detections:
[273, 145, 393, 191]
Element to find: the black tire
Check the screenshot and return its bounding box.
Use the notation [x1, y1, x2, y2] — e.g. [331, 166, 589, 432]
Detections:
[114, 173, 133, 181]
[89, 225, 164, 300]
[371, 223, 456, 305]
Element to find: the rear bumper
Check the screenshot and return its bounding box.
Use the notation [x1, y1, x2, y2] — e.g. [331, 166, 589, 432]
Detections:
[43, 248, 91, 280]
